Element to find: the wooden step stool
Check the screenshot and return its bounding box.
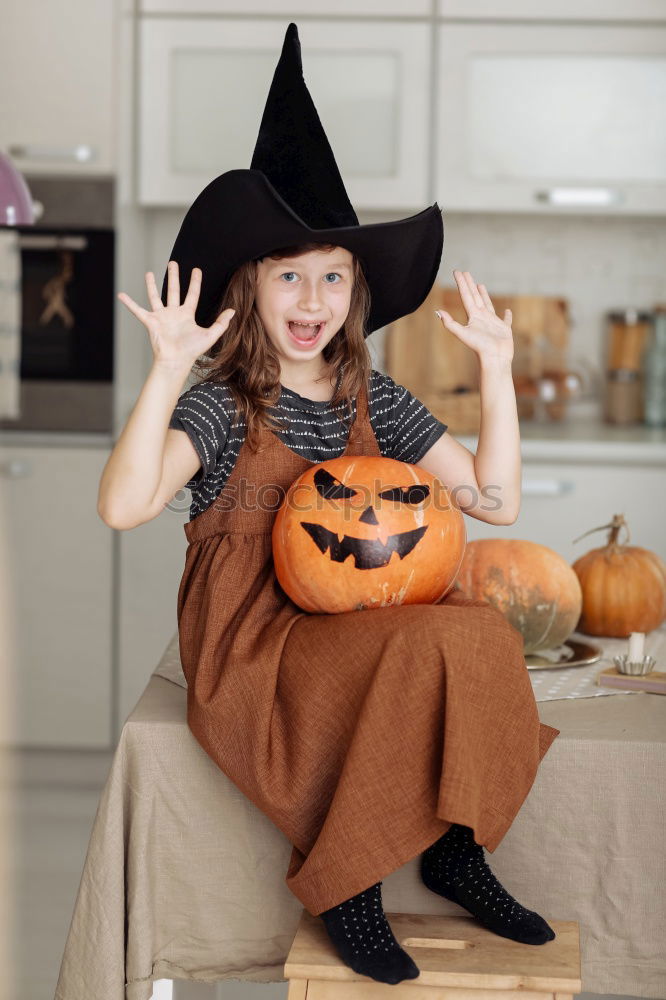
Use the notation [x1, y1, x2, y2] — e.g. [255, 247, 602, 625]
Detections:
[284, 910, 581, 1000]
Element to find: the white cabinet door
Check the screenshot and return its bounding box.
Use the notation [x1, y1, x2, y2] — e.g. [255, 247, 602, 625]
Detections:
[138, 18, 431, 209]
[464, 461, 666, 564]
[435, 22, 666, 216]
[0, 446, 113, 747]
[0, 0, 116, 176]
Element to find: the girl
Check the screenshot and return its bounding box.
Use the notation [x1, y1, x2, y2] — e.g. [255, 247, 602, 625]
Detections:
[100, 247, 559, 986]
[99, 20, 559, 988]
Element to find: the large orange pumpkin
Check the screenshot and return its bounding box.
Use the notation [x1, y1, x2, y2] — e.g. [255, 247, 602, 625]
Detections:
[571, 513, 666, 637]
[272, 455, 466, 613]
[454, 538, 583, 653]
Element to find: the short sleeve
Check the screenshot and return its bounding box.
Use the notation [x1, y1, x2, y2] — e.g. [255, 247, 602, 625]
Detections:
[168, 382, 233, 490]
[371, 371, 448, 464]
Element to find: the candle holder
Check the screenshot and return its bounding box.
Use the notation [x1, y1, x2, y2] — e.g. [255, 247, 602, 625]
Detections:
[612, 653, 656, 676]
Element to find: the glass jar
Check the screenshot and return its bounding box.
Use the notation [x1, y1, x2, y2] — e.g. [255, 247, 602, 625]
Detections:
[603, 369, 643, 425]
[643, 308, 666, 427]
[605, 308, 652, 373]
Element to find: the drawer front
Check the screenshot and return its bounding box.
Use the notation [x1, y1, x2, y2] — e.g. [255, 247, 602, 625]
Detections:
[465, 462, 666, 563]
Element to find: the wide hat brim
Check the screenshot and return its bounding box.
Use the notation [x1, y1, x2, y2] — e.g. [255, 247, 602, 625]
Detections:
[161, 168, 443, 337]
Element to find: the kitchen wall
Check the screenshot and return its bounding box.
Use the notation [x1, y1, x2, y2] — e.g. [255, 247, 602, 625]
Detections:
[145, 207, 666, 389]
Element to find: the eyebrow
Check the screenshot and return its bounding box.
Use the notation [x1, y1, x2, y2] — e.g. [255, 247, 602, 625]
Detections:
[269, 260, 352, 271]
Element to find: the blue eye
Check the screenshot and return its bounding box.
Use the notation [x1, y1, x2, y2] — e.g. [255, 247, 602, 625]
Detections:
[279, 272, 342, 283]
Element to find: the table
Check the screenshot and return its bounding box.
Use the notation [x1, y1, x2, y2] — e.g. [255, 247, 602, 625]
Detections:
[53, 634, 666, 1000]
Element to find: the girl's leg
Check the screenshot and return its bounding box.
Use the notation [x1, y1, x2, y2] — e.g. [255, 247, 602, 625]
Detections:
[421, 822, 555, 945]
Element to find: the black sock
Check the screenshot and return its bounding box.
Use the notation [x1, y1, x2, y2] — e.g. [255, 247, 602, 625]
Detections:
[421, 823, 556, 945]
[320, 881, 420, 984]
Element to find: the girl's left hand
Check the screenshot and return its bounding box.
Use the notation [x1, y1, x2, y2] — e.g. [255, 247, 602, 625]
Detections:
[436, 270, 513, 363]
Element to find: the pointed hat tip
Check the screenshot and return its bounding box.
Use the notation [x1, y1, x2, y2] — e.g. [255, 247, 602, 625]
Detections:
[282, 22, 301, 71]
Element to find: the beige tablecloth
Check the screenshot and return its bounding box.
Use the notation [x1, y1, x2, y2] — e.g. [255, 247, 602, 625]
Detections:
[54, 633, 666, 1000]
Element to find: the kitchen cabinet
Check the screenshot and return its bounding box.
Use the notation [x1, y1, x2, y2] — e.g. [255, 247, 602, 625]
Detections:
[138, 18, 431, 209]
[140, 0, 666, 18]
[435, 22, 666, 216]
[438, 0, 666, 20]
[0, 0, 116, 176]
[0, 445, 113, 748]
[141, 0, 429, 12]
[462, 460, 666, 563]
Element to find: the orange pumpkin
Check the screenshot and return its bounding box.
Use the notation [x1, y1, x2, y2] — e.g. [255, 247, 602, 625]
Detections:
[454, 538, 583, 653]
[571, 513, 666, 637]
[272, 455, 466, 613]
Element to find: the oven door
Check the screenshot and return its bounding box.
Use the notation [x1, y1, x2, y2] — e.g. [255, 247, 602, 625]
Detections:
[0, 226, 114, 432]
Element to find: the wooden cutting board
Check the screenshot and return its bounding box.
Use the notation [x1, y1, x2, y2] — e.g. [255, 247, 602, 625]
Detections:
[597, 666, 666, 694]
[385, 283, 570, 434]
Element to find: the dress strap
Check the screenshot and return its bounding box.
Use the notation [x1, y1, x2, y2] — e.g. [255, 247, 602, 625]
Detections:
[357, 377, 369, 421]
[346, 376, 380, 457]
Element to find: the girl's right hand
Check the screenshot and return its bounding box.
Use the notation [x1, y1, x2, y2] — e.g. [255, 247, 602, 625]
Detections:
[117, 261, 235, 370]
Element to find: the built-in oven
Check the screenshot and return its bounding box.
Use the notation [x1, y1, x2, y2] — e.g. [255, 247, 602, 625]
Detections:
[0, 176, 115, 432]
[0, 225, 115, 432]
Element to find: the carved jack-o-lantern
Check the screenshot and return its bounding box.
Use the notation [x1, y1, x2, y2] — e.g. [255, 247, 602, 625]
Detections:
[272, 455, 466, 613]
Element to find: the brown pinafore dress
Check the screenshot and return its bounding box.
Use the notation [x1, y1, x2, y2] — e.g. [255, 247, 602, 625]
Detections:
[175, 377, 560, 917]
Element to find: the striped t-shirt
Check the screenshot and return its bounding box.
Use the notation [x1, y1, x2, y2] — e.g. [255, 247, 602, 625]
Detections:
[168, 369, 448, 521]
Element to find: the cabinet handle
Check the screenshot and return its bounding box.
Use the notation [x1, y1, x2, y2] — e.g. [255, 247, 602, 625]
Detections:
[17, 234, 88, 251]
[8, 143, 96, 163]
[534, 187, 622, 208]
[1, 459, 32, 478]
[522, 478, 574, 497]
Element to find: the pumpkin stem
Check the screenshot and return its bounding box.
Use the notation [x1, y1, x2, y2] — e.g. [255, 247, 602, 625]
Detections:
[572, 513, 630, 548]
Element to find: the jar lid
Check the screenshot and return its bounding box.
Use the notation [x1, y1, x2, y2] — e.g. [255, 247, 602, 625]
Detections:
[606, 308, 653, 324]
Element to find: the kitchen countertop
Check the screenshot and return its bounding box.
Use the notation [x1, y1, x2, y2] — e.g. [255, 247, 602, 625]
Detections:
[0, 431, 115, 447]
[3, 415, 666, 463]
[458, 414, 666, 464]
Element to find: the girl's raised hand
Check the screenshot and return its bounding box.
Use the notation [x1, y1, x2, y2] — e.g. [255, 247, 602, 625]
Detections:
[436, 270, 513, 363]
[117, 261, 235, 370]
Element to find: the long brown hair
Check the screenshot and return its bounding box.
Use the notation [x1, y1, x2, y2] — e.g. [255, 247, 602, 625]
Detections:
[190, 243, 372, 452]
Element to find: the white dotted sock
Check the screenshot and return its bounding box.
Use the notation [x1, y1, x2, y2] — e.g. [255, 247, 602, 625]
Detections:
[421, 823, 556, 946]
[320, 881, 420, 984]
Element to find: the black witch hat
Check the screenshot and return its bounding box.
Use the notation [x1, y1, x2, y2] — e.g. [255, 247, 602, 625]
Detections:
[161, 22, 444, 336]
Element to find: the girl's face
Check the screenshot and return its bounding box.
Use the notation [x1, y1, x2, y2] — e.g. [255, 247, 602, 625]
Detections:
[254, 247, 353, 376]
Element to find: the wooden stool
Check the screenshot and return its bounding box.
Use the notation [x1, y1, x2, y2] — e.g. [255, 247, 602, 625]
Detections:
[284, 910, 581, 1000]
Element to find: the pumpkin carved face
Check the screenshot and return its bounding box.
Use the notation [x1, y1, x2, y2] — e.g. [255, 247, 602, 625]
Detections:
[272, 455, 466, 613]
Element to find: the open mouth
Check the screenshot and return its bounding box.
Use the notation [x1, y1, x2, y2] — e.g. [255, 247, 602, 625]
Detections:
[287, 320, 325, 345]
